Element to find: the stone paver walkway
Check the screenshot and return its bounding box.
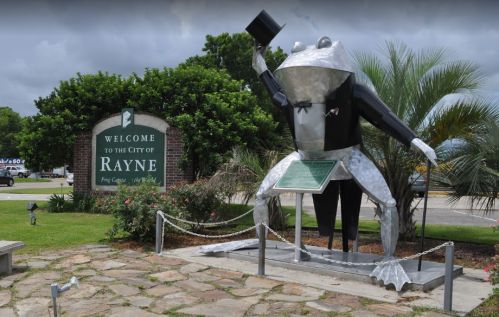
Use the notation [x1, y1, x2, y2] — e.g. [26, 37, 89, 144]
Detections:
[0, 245, 456, 316]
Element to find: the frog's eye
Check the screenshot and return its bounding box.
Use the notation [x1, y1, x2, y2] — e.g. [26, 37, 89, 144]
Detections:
[316, 36, 332, 49]
[291, 42, 307, 53]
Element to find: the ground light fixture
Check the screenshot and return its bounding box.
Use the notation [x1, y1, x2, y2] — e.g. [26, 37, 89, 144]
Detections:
[27, 202, 37, 225]
[50, 276, 79, 317]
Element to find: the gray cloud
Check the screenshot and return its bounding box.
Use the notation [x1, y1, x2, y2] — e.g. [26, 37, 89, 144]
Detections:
[1, 0, 497, 117]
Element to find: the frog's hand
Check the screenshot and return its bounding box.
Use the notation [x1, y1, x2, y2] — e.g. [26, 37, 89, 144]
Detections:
[411, 138, 438, 167]
[370, 256, 410, 291]
[252, 41, 268, 76]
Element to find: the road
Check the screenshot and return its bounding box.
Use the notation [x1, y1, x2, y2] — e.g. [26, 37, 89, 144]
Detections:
[241, 193, 499, 228]
[1, 179, 498, 227]
[0, 176, 72, 191]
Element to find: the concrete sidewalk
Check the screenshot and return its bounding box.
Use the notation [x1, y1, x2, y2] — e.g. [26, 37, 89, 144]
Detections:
[0, 194, 52, 201]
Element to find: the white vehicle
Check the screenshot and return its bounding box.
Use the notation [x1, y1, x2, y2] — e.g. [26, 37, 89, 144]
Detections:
[4, 166, 30, 178]
[40, 167, 65, 178]
[67, 173, 74, 186]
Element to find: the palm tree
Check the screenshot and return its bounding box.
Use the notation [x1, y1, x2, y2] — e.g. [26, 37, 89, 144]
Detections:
[209, 146, 290, 230]
[439, 116, 499, 211]
[351, 40, 496, 240]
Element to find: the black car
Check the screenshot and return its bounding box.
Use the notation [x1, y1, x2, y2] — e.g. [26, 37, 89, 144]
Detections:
[0, 169, 14, 186]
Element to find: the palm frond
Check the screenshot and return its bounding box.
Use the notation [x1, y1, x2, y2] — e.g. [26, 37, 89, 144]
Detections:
[422, 97, 499, 147]
[407, 60, 486, 130]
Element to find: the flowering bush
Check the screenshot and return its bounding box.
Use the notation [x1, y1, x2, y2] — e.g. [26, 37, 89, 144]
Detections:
[485, 219, 499, 295]
[95, 176, 176, 241]
[168, 179, 230, 232]
[484, 245, 499, 295]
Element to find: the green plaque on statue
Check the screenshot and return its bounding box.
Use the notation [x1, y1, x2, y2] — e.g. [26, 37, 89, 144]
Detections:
[273, 160, 339, 194]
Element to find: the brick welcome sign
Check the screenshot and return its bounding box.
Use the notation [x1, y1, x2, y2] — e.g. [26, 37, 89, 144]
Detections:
[73, 111, 192, 194]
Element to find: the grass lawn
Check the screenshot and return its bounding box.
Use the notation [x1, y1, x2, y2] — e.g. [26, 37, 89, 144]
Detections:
[226, 204, 498, 245]
[0, 201, 114, 254]
[2, 200, 497, 255]
[12, 178, 51, 183]
[1, 187, 73, 195]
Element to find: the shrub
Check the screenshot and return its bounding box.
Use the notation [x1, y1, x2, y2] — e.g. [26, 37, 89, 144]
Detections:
[70, 191, 98, 213]
[169, 179, 230, 232]
[96, 176, 176, 241]
[484, 244, 499, 295]
[485, 220, 499, 295]
[47, 194, 69, 213]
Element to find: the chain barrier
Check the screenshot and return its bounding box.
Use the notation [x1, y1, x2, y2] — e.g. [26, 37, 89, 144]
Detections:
[156, 210, 258, 255]
[156, 210, 453, 266]
[160, 208, 254, 227]
[262, 223, 454, 266]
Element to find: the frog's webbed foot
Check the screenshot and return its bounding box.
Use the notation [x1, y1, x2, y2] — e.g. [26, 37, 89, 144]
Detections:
[369, 256, 410, 291]
[369, 203, 410, 291]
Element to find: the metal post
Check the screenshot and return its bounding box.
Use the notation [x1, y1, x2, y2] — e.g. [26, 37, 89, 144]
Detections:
[51, 283, 59, 317]
[418, 159, 432, 271]
[52, 298, 58, 317]
[444, 244, 454, 312]
[155, 212, 163, 255]
[258, 223, 266, 276]
[294, 193, 303, 262]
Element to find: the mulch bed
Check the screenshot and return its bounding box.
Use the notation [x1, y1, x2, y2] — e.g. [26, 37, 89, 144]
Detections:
[112, 228, 496, 270]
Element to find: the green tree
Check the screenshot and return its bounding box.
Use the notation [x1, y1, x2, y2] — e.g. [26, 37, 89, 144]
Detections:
[0, 107, 23, 158]
[19, 66, 278, 177]
[183, 32, 288, 129]
[130, 65, 279, 177]
[352, 40, 497, 240]
[19, 71, 134, 171]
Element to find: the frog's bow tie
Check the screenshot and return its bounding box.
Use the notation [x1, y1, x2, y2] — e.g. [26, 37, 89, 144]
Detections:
[294, 101, 312, 113]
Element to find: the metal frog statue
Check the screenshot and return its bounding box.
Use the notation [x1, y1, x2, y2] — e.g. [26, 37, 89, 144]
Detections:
[246, 11, 437, 291]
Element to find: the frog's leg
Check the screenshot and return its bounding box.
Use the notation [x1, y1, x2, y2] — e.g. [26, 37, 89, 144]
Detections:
[345, 148, 410, 291]
[254, 151, 302, 229]
[313, 179, 362, 252]
[312, 181, 340, 249]
[339, 179, 363, 251]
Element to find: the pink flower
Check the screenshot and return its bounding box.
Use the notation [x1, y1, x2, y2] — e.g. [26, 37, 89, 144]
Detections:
[495, 255, 498, 257]
[484, 268, 489, 272]
[154, 205, 157, 208]
[210, 213, 215, 216]
[125, 200, 129, 204]
[487, 276, 490, 280]
[172, 204, 175, 207]
[497, 218, 499, 224]
[185, 198, 189, 202]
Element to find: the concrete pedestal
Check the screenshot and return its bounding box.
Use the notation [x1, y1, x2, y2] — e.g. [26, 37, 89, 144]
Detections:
[213, 240, 462, 291]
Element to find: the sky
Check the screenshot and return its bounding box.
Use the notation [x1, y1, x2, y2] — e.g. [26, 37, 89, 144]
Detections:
[1, 0, 498, 117]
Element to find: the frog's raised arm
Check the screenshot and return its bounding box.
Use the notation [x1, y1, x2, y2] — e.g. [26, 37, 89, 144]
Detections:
[353, 82, 417, 146]
[353, 82, 437, 165]
[252, 43, 288, 108]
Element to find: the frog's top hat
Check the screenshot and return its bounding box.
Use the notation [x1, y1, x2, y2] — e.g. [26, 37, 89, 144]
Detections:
[246, 10, 285, 46]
